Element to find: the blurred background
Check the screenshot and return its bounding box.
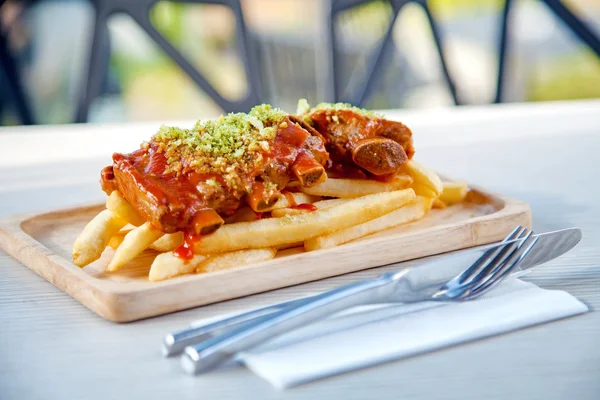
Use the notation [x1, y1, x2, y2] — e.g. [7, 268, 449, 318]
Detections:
[0, 0, 599, 126]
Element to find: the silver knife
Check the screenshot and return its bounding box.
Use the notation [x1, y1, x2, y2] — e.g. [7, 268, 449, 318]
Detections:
[163, 227, 581, 357]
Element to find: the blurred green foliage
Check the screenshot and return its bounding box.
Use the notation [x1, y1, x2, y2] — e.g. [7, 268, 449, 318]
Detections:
[528, 49, 600, 101]
[150, 2, 185, 47]
[428, 0, 503, 19]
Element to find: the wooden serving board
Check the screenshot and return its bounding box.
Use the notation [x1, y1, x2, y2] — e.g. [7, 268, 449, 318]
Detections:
[0, 185, 531, 322]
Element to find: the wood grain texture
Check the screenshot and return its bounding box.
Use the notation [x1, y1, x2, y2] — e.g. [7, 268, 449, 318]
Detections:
[0, 186, 530, 322]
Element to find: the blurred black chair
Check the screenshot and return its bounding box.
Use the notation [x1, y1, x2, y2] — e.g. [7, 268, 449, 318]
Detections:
[77, 0, 262, 122]
[0, 5, 35, 125]
[0, 0, 114, 125]
[327, 0, 600, 107]
[2, 0, 599, 125]
[326, 0, 459, 106]
[496, 0, 600, 102]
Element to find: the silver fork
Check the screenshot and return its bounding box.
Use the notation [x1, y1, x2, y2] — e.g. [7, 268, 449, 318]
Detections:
[181, 226, 538, 374]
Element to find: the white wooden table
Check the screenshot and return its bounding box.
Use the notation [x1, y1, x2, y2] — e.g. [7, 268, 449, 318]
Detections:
[1, 100, 599, 399]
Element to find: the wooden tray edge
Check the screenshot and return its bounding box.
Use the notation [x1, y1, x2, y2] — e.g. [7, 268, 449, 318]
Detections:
[0, 188, 532, 322]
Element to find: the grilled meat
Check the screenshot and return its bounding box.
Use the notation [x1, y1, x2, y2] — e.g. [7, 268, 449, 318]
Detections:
[100, 105, 328, 235]
[303, 104, 414, 177]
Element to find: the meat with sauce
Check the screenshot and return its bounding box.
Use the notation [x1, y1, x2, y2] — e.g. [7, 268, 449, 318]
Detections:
[304, 105, 414, 177]
[100, 106, 328, 235]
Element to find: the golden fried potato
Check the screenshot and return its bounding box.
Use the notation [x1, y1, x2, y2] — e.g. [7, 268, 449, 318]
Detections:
[298, 175, 412, 198]
[107, 222, 164, 271]
[312, 198, 351, 210]
[271, 197, 352, 218]
[148, 248, 277, 281]
[432, 198, 447, 209]
[273, 192, 321, 208]
[224, 207, 261, 224]
[440, 181, 469, 205]
[105, 191, 145, 226]
[411, 183, 439, 199]
[400, 160, 443, 197]
[107, 229, 132, 249]
[73, 210, 128, 267]
[149, 252, 207, 282]
[197, 248, 277, 273]
[304, 196, 432, 251]
[149, 232, 184, 252]
[193, 189, 415, 254]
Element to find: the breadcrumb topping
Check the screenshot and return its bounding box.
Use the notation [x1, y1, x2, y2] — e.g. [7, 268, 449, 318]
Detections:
[151, 104, 287, 196]
[295, 98, 381, 119]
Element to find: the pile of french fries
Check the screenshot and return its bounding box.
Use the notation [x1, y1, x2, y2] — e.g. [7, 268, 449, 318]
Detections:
[72, 160, 469, 282]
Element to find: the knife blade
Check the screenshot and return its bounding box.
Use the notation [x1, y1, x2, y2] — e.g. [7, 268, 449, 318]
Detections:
[384, 227, 582, 298]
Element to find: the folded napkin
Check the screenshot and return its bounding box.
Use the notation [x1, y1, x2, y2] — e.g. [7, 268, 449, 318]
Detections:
[192, 279, 588, 389]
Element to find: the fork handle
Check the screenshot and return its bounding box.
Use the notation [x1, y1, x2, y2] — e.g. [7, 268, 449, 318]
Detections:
[163, 294, 317, 356]
[181, 276, 393, 374]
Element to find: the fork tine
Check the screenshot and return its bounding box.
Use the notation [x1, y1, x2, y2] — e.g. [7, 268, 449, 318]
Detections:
[443, 226, 527, 290]
[448, 228, 530, 295]
[464, 234, 539, 300]
[469, 230, 534, 291]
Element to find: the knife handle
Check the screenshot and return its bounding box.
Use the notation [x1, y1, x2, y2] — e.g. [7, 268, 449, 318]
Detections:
[181, 276, 393, 374]
[163, 295, 318, 356]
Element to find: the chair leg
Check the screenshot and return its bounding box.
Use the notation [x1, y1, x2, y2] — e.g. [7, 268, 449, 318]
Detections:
[495, 0, 513, 103]
[351, 0, 401, 107]
[326, 3, 341, 102]
[543, 0, 600, 57]
[421, 0, 459, 105]
[76, 8, 110, 123]
[0, 31, 35, 125]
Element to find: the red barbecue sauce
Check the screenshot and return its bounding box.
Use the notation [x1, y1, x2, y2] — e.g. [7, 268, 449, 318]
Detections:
[291, 203, 317, 211]
[173, 233, 202, 261]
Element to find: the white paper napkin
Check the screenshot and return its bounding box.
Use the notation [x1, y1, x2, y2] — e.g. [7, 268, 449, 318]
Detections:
[192, 278, 588, 389]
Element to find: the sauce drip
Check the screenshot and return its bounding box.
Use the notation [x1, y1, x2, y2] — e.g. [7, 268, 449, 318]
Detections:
[291, 203, 317, 211]
[283, 191, 297, 207]
[173, 232, 201, 261]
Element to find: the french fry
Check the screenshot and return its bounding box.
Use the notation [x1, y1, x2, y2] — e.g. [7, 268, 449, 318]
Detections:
[432, 198, 447, 209]
[109, 228, 184, 254]
[193, 189, 415, 254]
[106, 191, 145, 226]
[274, 241, 303, 250]
[149, 232, 184, 252]
[312, 198, 351, 210]
[304, 196, 432, 251]
[224, 207, 261, 224]
[400, 160, 443, 197]
[227, 194, 320, 221]
[271, 208, 309, 218]
[107, 222, 165, 271]
[299, 175, 412, 198]
[197, 248, 277, 273]
[440, 181, 469, 205]
[72, 210, 128, 267]
[107, 229, 132, 249]
[272, 192, 321, 208]
[412, 183, 439, 199]
[271, 198, 351, 218]
[148, 248, 277, 281]
[149, 252, 207, 282]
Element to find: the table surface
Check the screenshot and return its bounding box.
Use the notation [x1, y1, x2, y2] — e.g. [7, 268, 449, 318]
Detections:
[1, 100, 599, 400]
